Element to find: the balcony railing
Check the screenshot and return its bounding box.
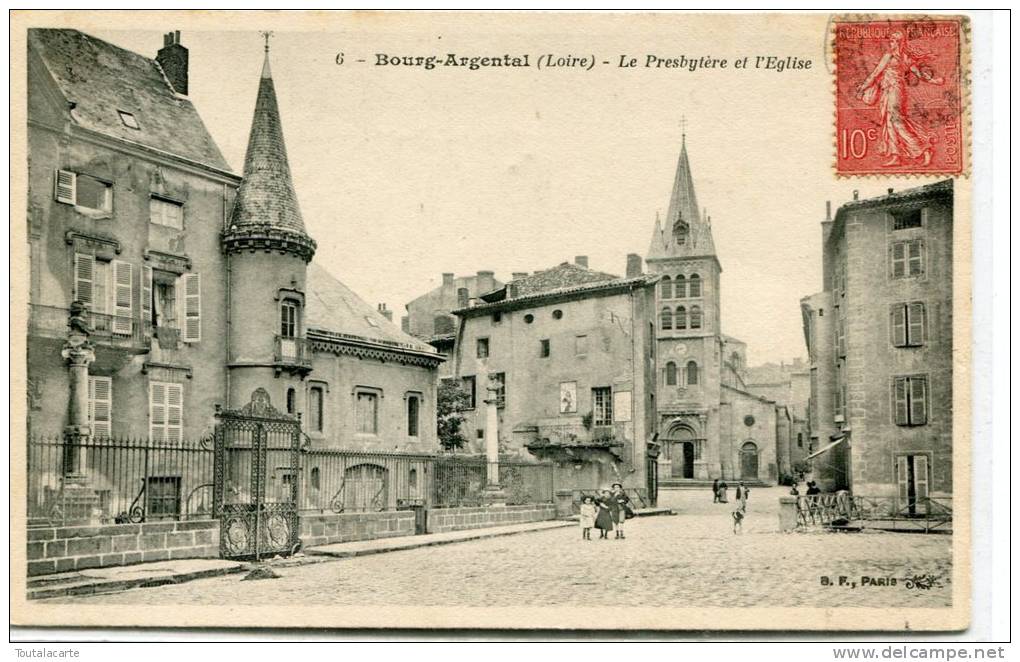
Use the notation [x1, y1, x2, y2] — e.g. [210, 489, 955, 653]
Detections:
[29, 304, 152, 350]
[275, 335, 312, 370]
[526, 422, 621, 448]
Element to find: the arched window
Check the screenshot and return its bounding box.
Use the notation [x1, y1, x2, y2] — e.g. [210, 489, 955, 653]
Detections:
[675, 306, 687, 330]
[690, 305, 703, 329]
[660, 307, 673, 330]
[689, 274, 702, 298]
[675, 221, 689, 245]
[675, 275, 686, 298]
[286, 387, 296, 414]
[686, 360, 699, 385]
[665, 361, 678, 386]
[660, 275, 672, 299]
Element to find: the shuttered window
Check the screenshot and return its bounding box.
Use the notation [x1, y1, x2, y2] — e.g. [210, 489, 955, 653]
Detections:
[74, 253, 95, 308]
[356, 392, 378, 434]
[141, 266, 153, 326]
[660, 307, 673, 330]
[891, 240, 925, 278]
[891, 302, 926, 347]
[893, 376, 929, 426]
[689, 305, 702, 329]
[55, 170, 76, 205]
[149, 381, 183, 442]
[181, 273, 201, 342]
[112, 260, 133, 335]
[88, 376, 112, 438]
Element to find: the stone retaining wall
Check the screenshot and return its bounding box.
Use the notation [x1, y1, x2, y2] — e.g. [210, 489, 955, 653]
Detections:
[27, 519, 219, 576]
[299, 511, 415, 548]
[426, 504, 557, 534]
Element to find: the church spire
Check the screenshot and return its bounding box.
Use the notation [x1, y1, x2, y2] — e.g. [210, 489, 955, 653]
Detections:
[646, 129, 716, 260]
[224, 34, 316, 262]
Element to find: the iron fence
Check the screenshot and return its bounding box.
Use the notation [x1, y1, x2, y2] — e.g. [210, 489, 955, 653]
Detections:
[27, 434, 215, 526]
[432, 456, 554, 507]
[796, 494, 952, 532]
[27, 436, 557, 526]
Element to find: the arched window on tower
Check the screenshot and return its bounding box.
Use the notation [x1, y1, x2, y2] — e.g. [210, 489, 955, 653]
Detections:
[665, 361, 678, 386]
[686, 360, 699, 385]
[675, 221, 689, 246]
[675, 306, 687, 330]
[660, 275, 672, 299]
[690, 305, 703, 329]
[689, 274, 702, 298]
[660, 307, 673, 330]
[675, 275, 686, 298]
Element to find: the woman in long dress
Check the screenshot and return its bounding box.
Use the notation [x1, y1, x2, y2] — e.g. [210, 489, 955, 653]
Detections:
[594, 489, 615, 540]
[855, 30, 944, 167]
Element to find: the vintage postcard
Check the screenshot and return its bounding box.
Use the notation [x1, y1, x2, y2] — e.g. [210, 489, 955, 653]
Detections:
[10, 10, 974, 632]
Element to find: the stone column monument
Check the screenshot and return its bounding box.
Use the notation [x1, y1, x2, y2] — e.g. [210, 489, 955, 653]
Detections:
[57, 301, 101, 524]
[480, 373, 506, 504]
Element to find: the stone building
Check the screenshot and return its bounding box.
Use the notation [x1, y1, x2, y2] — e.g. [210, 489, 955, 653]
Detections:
[403, 271, 503, 377]
[744, 359, 811, 478]
[801, 181, 954, 502]
[26, 30, 442, 520]
[645, 136, 780, 484]
[436, 135, 790, 491]
[449, 257, 658, 495]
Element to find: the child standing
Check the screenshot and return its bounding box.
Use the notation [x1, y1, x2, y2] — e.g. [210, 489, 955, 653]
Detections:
[579, 495, 597, 540]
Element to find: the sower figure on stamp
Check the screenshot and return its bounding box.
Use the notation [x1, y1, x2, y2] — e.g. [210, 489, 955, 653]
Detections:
[855, 30, 944, 167]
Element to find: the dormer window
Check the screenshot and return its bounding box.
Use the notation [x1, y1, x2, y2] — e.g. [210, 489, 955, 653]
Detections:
[118, 110, 140, 129]
[674, 220, 689, 246]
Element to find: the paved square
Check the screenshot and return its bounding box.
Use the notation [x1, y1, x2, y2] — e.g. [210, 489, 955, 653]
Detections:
[47, 488, 952, 608]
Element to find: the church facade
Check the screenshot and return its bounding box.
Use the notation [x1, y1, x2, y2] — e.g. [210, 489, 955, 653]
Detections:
[644, 137, 781, 484]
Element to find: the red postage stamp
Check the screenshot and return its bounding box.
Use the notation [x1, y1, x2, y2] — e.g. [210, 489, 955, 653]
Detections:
[834, 17, 966, 176]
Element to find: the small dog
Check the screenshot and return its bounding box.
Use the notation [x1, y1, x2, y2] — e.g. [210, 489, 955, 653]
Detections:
[732, 506, 746, 534]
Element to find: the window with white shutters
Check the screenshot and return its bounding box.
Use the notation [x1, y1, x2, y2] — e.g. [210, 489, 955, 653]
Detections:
[88, 376, 112, 438]
[893, 375, 928, 426]
[74, 253, 94, 307]
[150, 381, 184, 442]
[55, 170, 76, 205]
[111, 260, 133, 335]
[141, 266, 153, 326]
[180, 273, 201, 342]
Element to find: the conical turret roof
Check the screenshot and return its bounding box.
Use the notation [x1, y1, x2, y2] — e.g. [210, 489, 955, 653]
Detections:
[647, 135, 716, 260]
[229, 50, 307, 235]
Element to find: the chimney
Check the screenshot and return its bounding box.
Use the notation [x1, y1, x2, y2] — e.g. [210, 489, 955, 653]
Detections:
[377, 303, 393, 322]
[512, 271, 528, 281]
[156, 31, 189, 95]
[574, 255, 589, 268]
[400, 315, 410, 334]
[887, 187, 894, 195]
[825, 200, 832, 221]
[476, 270, 495, 294]
[442, 272, 455, 287]
[457, 287, 469, 308]
[626, 253, 643, 278]
[852, 190, 859, 201]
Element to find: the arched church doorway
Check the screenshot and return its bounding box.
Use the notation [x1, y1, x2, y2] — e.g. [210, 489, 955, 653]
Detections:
[740, 441, 759, 480]
[666, 424, 697, 479]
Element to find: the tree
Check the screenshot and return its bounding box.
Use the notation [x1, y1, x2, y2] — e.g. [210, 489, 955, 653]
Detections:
[437, 379, 471, 451]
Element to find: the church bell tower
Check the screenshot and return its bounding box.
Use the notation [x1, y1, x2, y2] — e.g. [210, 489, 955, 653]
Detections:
[645, 132, 723, 481]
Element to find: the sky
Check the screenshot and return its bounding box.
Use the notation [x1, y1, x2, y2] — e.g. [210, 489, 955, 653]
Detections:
[90, 14, 924, 366]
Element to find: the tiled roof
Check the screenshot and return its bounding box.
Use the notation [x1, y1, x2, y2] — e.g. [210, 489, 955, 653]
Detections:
[305, 263, 438, 355]
[28, 29, 231, 172]
[506, 262, 619, 298]
[228, 51, 308, 235]
[834, 180, 952, 224]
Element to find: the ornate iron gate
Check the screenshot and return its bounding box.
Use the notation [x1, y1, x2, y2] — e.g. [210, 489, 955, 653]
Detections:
[213, 388, 301, 560]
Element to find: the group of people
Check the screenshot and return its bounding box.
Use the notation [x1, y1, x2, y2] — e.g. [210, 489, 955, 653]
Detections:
[712, 478, 751, 533]
[578, 483, 635, 540]
[789, 480, 821, 496]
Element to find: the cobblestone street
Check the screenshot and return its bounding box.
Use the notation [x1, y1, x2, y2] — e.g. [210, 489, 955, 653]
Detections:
[48, 488, 952, 608]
